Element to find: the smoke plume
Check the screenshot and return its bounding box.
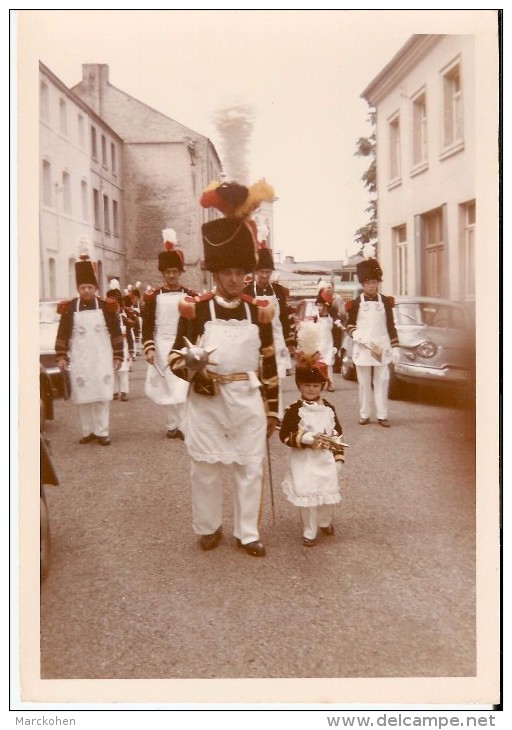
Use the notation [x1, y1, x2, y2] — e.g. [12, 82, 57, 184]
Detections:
[212, 102, 255, 184]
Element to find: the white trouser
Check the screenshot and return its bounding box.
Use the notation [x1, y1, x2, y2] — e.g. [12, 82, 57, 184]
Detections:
[190, 459, 264, 544]
[77, 401, 110, 438]
[114, 371, 129, 394]
[355, 364, 390, 420]
[165, 403, 185, 432]
[300, 505, 334, 539]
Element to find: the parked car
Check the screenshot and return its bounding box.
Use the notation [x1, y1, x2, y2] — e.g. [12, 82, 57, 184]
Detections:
[339, 296, 475, 399]
[39, 299, 70, 398]
[40, 369, 59, 582]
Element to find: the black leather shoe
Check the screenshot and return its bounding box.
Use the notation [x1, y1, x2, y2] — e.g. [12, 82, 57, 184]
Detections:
[358, 417, 370, 425]
[199, 527, 222, 551]
[79, 433, 96, 444]
[167, 428, 184, 439]
[120, 392, 128, 402]
[97, 436, 111, 446]
[236, 539, 266, 557]
[302, 536, 317, 546]
[320, 525, 335, 536]
[378, 419, 391, 428]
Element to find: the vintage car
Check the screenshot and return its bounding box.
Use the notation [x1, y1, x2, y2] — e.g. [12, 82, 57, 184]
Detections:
[39, 299, 70, 398]
[339, 296, 475, 399]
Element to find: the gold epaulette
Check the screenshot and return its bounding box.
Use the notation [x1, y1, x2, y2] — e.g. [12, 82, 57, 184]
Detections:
[240, 292, 274, 324]
[178, 291, 214, 320]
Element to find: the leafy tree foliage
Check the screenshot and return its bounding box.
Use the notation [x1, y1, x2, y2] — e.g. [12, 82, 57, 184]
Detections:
[354, 111, 377, 249]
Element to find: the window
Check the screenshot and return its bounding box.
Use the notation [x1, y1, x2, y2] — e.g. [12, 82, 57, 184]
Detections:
[81, 180, 89, 221]
[388, 114, 401, 184]
[40, 82, 49, 122]
[422, 208, 445, 298]
[78, 114, 85, 148]
[48, 258, 56, 299]
[112, 199, 119, 236]
[463, 201, 476, 300]
[111, 143, 117, 174]
[62, 171, 72, 214]
[91, 126, 98, 159]
[103, 194, 110, 233]
[412, 91, 428, 168]
[42, 160, 53, 207]
[59, 99, 67, 136]
[442, 61, 463, 149]
[101, 135, 108, 168]
[93, 188, 101, 229]
[393, 225, 408, 296]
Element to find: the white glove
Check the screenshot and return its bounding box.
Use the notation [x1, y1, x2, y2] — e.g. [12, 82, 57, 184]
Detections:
[300, 431, 315, 445]
[353, 330, 364, 343]
[391, 347, 402, 365]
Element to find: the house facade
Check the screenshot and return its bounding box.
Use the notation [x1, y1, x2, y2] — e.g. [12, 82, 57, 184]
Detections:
[71, 64, 224, 293]
[361, 35, 476, 320]
[40, 63, 124, 299]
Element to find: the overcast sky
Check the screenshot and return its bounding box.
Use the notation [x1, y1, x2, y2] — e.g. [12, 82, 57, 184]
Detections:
[17, 8, 498, 262]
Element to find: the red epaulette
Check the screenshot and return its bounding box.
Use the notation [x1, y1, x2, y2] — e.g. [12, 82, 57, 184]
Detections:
[344, 300, 353, 312]
[143, 289, 156, 302]
[178, 291, 214, 320]
[240, 292, 274, 324]
[103, 296, 121, 314]
[387, 295, 395, 307]
[56, 300, 71, 315]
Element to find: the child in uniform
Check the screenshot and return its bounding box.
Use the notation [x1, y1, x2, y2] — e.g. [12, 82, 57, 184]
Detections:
[279, 322, 346, 545]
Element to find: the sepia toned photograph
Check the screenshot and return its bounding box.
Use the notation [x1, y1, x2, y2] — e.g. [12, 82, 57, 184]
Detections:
[14, 8, 501, 710]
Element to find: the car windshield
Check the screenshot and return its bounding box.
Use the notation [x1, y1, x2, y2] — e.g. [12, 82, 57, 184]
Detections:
[395, 302, 468, 329]
[39, 302, 60, 324]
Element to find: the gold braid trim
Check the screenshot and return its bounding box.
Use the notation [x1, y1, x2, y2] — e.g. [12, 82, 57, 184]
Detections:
[260, 344, 275, 357]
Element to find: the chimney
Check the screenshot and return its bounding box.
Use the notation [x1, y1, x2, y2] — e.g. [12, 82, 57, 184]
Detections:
[79, 64, 110, 115]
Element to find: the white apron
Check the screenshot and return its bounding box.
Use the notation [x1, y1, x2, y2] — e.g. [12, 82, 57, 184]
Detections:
[253, 285, 290, 378]
[186, 300, 266, 465]
[69, 299, 114, 404]
[316, 315, 336, 366]
[145, 291, 189, 405]
[282, 401, 341, 507]
[352, 294, 393, 366]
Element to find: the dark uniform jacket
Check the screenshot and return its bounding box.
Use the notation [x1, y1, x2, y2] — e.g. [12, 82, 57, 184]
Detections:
[243, 281, 294, 348]
[141, 285, 196, 355]
[279, 398, 345, 463]
[54, 297, 124, 363]
[168, 292, 279, 418]
[345, 294, 399, 347]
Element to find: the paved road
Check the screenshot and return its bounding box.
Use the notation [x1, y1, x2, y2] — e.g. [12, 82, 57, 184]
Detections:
[40, 356, 476, 682]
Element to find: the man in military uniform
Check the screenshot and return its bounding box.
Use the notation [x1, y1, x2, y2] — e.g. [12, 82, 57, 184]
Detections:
[243, 242, 294, 421]
[345, 254, 401, 427]
[142, 229, 196, 439]
[168, 180, 278, 558]
[55, 241, 123, 445]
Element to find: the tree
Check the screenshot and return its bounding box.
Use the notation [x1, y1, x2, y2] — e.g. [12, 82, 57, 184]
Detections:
[354, 111, 377, 249]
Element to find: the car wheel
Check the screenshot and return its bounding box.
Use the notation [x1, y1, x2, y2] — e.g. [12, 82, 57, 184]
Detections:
[340, 349, 356, 381]
[40, 486, 51, 581]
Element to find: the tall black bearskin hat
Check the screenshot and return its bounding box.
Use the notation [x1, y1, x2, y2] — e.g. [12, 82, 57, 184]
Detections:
[356, 257, 383, 283]
[295, 321, 328, 386]
[201, 218, 258, 273]
[75, 237, 98, 288]
[256, 242, 275, 271]
[158, 229, 185, 272]
[199, 179, 275, 273]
